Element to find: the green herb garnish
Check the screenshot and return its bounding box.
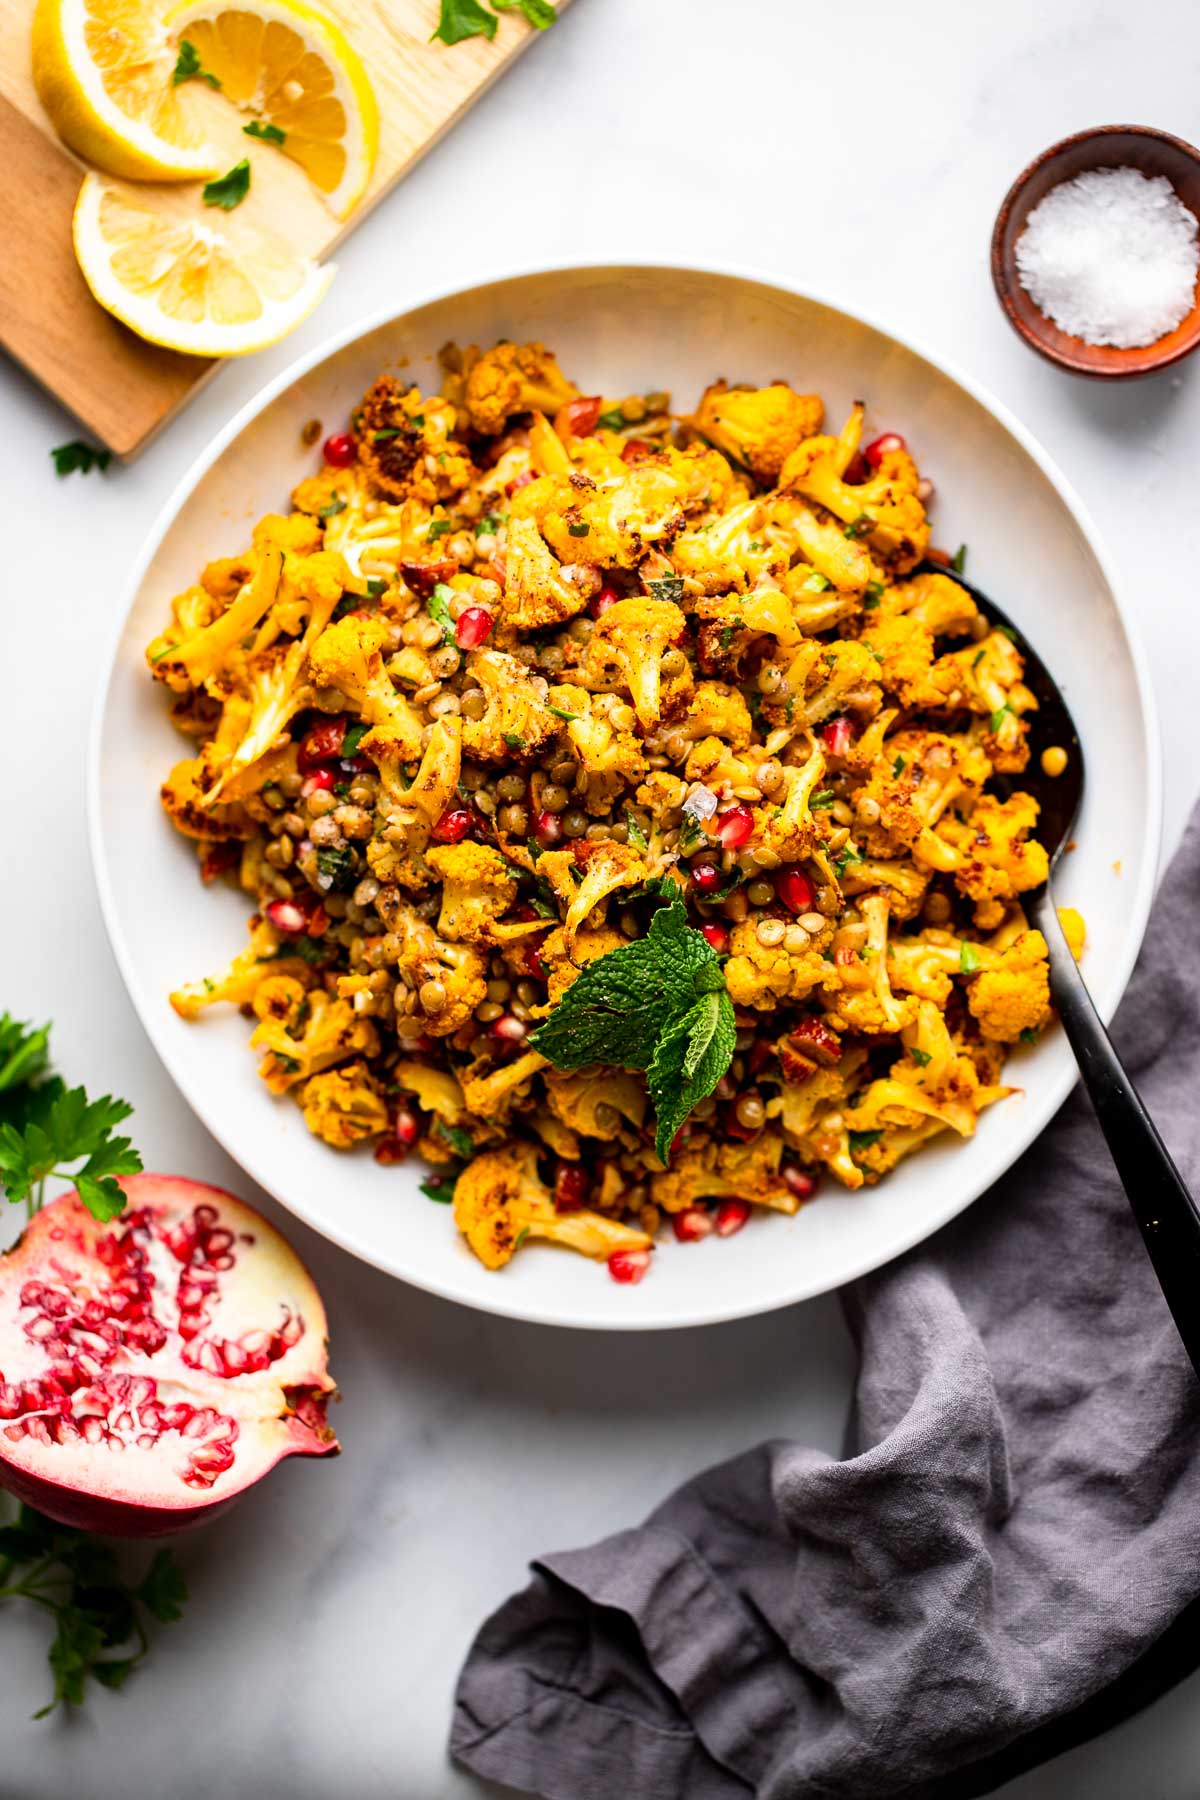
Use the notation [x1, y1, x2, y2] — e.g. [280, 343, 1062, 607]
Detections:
[547, 705, 580, 722]
[365, 577, 388, 598]
[475, 513, 501, 537]
[503, 732, 527, 750]
[864, 579, 885, 606]
[51, 442, 111, 477]
[493, 0, 557, 25]
[910, 1047, 932, 1067]
[202, 160, 251, 211]
[316, 846, 357, 892]
[625, 811, 648, 851]
[1019, 1026, 1040, 1045]
[171, 39, 220, 86]
[243, 119, 285, 144]
[427, 518, 454, 541]
[567, 522, 591, 538]
[892, 755, 906, 777]
[420, 1172, 458, 1204]
[434, 1121, 475, 1160]
[372, 428, 401, 442]
[951, 543, 968, 573]
[848, 1129, 883, 1155]
[0, 1502, 187, 1717]
[959, 943, 981, 975]
[800, 571, 832, 593]
[431, 0, 498, 40]
[0, 1018, 141, 1224]
[318, 496, 347, 519]
[989, 704, 1012, 733]
[342, 722, 369, 756]
[427, 582, 456, 643]
[811, 790, 835, 810]
[528, 895, 736, 1162]
[597, 406, 626, 430]
[843, 512, 871, 540]
[647, 574, 685, 605]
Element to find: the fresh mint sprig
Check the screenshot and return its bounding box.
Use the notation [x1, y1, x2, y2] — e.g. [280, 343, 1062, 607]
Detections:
[528, 896, 736, 1161]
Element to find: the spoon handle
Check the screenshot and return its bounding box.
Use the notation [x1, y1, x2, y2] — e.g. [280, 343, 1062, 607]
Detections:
[1032, 889, 1200, 1376]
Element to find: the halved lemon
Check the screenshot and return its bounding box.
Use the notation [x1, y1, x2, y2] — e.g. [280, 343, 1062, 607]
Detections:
[73, 170, 335, 355]
[165, 0, 378, 219]
[32, 0, 220, 181]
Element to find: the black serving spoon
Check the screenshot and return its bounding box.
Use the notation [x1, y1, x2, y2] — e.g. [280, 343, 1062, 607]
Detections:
[918, 559, 1200, 1377]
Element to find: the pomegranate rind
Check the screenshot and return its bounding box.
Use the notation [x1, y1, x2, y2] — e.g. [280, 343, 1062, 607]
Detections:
[0, 1175, 338, 1537]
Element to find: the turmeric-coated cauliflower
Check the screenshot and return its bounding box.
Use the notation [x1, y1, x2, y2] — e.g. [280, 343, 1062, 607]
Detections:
[355, 376, 474, 504]
[966, 928, 1052, 1042]
[452, 1143, 652, 1270]
[299, 1062, 389, 1147]
[464, 342, 578, 435]
[578, 596, 691, 728]
[461, 649, 560, 763]
[691, 380, 824, 483]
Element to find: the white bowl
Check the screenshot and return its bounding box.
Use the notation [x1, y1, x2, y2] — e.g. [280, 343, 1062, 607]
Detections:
[90, 263, 1161, 1331]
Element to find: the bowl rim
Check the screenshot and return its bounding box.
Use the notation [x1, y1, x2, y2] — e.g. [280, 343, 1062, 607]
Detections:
[87, 257, 1165, 1329]
[991, 123, 1200, 378]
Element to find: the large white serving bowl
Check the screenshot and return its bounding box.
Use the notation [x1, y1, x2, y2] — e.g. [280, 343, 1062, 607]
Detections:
[90, 263, 1160, 1331]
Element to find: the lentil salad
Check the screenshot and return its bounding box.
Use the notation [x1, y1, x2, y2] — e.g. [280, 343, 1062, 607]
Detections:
[149, 341, 1067, 1283]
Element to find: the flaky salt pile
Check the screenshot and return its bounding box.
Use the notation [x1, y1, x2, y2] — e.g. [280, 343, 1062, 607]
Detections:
[1015, 165, 1200, 349]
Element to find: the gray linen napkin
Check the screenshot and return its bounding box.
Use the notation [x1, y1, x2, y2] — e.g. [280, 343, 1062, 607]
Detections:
[451, 807, 1200, 1799]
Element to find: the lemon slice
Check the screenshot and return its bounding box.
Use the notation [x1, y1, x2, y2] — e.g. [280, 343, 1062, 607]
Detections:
[32, 0, 219, 181]
[165, 0, 378, 219]
[73, 171, 335, 356]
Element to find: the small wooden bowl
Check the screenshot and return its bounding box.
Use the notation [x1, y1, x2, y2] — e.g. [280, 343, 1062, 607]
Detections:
[992, 125, 1200, 378]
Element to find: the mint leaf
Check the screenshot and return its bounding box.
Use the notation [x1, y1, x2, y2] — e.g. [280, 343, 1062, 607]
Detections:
[202, 160, 251, 212]
[431, 0, 498, 41]
[647, 988, 736, 1163]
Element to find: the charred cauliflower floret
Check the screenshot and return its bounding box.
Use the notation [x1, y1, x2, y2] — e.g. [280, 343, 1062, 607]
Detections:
[578, 596, 691, 728]
[650, 1133, 798, 1214]
[797, 639, 883, 730]
[452, 1143, 652, 1270]
[299, 1061, 389, 1148]
[161, 758, 255, 842]
[461, 648, 560, 763]
[464, 342, 578, 435]
[250, 984, 379, 1093]
[779, 403, 929, 572]
[683, 681, 754, 750]
[937, 792, 1050, 928]
[877, 569, 978, 637]
[967, 928, 1052, 1042]
[691, 380, 824, 483]
[670, 499, 787, 593]
[308, 615, 425, 759]
[932, 631, 1037, 772]
[379, 898, 489, 1037]
[355, 376, 474, 504]
[538, 447, 732, 569]
[543, 1068, 647, 1138]
[548, 683, 647, 812]
[536, 841, 648, 944]
[148, 547, 284, 696]
[535, 923, 627, 1011]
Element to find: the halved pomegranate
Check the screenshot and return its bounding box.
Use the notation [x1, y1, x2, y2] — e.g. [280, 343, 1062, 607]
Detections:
[0, 1176, 338, 1537]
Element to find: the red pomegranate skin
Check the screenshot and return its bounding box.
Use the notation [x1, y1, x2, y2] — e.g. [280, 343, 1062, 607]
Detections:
[0, 1176, 338, 1537]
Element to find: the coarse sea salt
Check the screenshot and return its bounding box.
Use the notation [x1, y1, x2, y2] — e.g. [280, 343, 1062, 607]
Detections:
[1014, 165, 1200, 349]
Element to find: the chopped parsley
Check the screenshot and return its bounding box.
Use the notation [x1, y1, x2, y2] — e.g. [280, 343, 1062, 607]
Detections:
[475, 512, 501, 537]
[1019, 1026, 1040, 1045]
[420, 1172, 458, 1204]
[848, 1129, 883, 1155]
[811, 790, 836, 810]
[834, 847, 863, 878]
[202, 160, 251, 211]
[800, 570, 832, 593]
[623, 811, 648, 851]
[0, 1015, 142, 1223]
[427, 582, 456, 643]
[171, 39, 220, 86]
[427, 518, 454, 541]
[547, 705, 580, 722]
[864, 579, 885, 607]
[892, 755, 906, 777]
[318, 495, 347, 519]
[372, 427, 402, 442]
[910, 1047, 932, 1067]
[316, 846, 357, 892]
[989, 704, 1012, 734]
[843, 512, 871, 540]
[567, 522, 591, 537]
[431, 0, 498, 40]
[243, 119, 286, 145]
[597, 406, 626, 430]
[647, 574, 685, 605]
[342, 722, 369, 756]
[959, 943, 981, 975]
[951, 543, 968, 574]
[51, 441, 111, 477]
[365, 577, 388, 598]
[504, 732, 527, 750]
[433, 1120, 475, 1159]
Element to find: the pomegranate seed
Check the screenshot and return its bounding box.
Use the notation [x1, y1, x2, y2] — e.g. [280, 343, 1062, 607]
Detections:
[864, 431, 905, 470]
[700, 922, 729, 953]
[432, 808, 472, 844]
[778, 868, 816, 914]
[455, 606, 494, 650]
[298, 717, 346, 770]
[672, 1207, 714, 1243]
[491, 1014, 528, 1043]
[301, 769, 336, 797]
[926, 546, 952, 566]
[533, 808, 563, 844]
[323, 432, 356, 468]
[373, 1139, 408, 1166]
[843, 450, 870, 485]
[524, 943, 548, 980]
[265, 899, 309, 936]
[554, 1161, 590, 1212]
[621, 438, 654, 464]
[590, 584, 621, 619]
[690, 861, 721, 895]
[393, 1105, 421, 1148]
[563, 395, 602, 437]
[608, 1249, 652, 1285]
[783, 1166, 818, 1201]
[716, 804, 754, 850]
[715, 1199, 750, 1238]
[822, 716, 853, 758]
[505, 469, 536, 498]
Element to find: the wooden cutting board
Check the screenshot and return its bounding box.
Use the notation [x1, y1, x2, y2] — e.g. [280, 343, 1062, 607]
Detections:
[0, 0, 569, 456]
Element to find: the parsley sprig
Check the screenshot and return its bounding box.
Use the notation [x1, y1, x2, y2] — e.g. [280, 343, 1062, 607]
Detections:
[0, 1501, 186, 1717]
[0, 1015, 141, 1223]
[528, 895, 736, 1161]
[432, 0, 555, 42]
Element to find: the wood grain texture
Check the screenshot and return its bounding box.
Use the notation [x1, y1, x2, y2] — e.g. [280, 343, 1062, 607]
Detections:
[0, 0, 569, 455]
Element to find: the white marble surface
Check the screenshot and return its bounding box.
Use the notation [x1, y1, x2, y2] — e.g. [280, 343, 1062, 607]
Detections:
[3, 0, 1200, 1790]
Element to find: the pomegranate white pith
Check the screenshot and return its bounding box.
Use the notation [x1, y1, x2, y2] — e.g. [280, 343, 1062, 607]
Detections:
[0, 1175, 337, 1536]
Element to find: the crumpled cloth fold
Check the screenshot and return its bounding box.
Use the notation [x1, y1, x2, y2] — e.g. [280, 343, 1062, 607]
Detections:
[452, 812, 1200, 1799]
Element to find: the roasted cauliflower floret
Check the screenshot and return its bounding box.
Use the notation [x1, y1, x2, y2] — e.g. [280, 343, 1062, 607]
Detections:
[779, 403, 929, 572]
[147, 547, 284, 695]
[461, 649, 560, 763]
[543, 1068, 647, 1138]
[464, 342, 578, 435]
[937, 791, 1050, 928]
[536, 841, 648, 944]
[250, 985, 379, 1093]
[425, 842, 534, 945]
[308, 615, 424, 759]
[538, 447, 732, 569]
[877, 569, 978, 637]
[169, 918, 291, 1019]
[795, 639, 883, 731]
[161, 758, 255, 842]
[725, 918, 831, 1009]
[452, 1143, 652, 1270]
[548, 684, 647, 813]
[578, 596, 691, 728]
[682, 681, 753, 750]
[650, 1132, 798, 1214]
[501, 515, 593, 631]
[932, 630, 1037, 771]
[355, 376, 474, 504]
[691, 380, 824, 483]
[670, 499, 786, 593]
[967, 928, 1052, 1042]
[299, 1061, 389, 1148]
[380, 899, 489, 1037]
